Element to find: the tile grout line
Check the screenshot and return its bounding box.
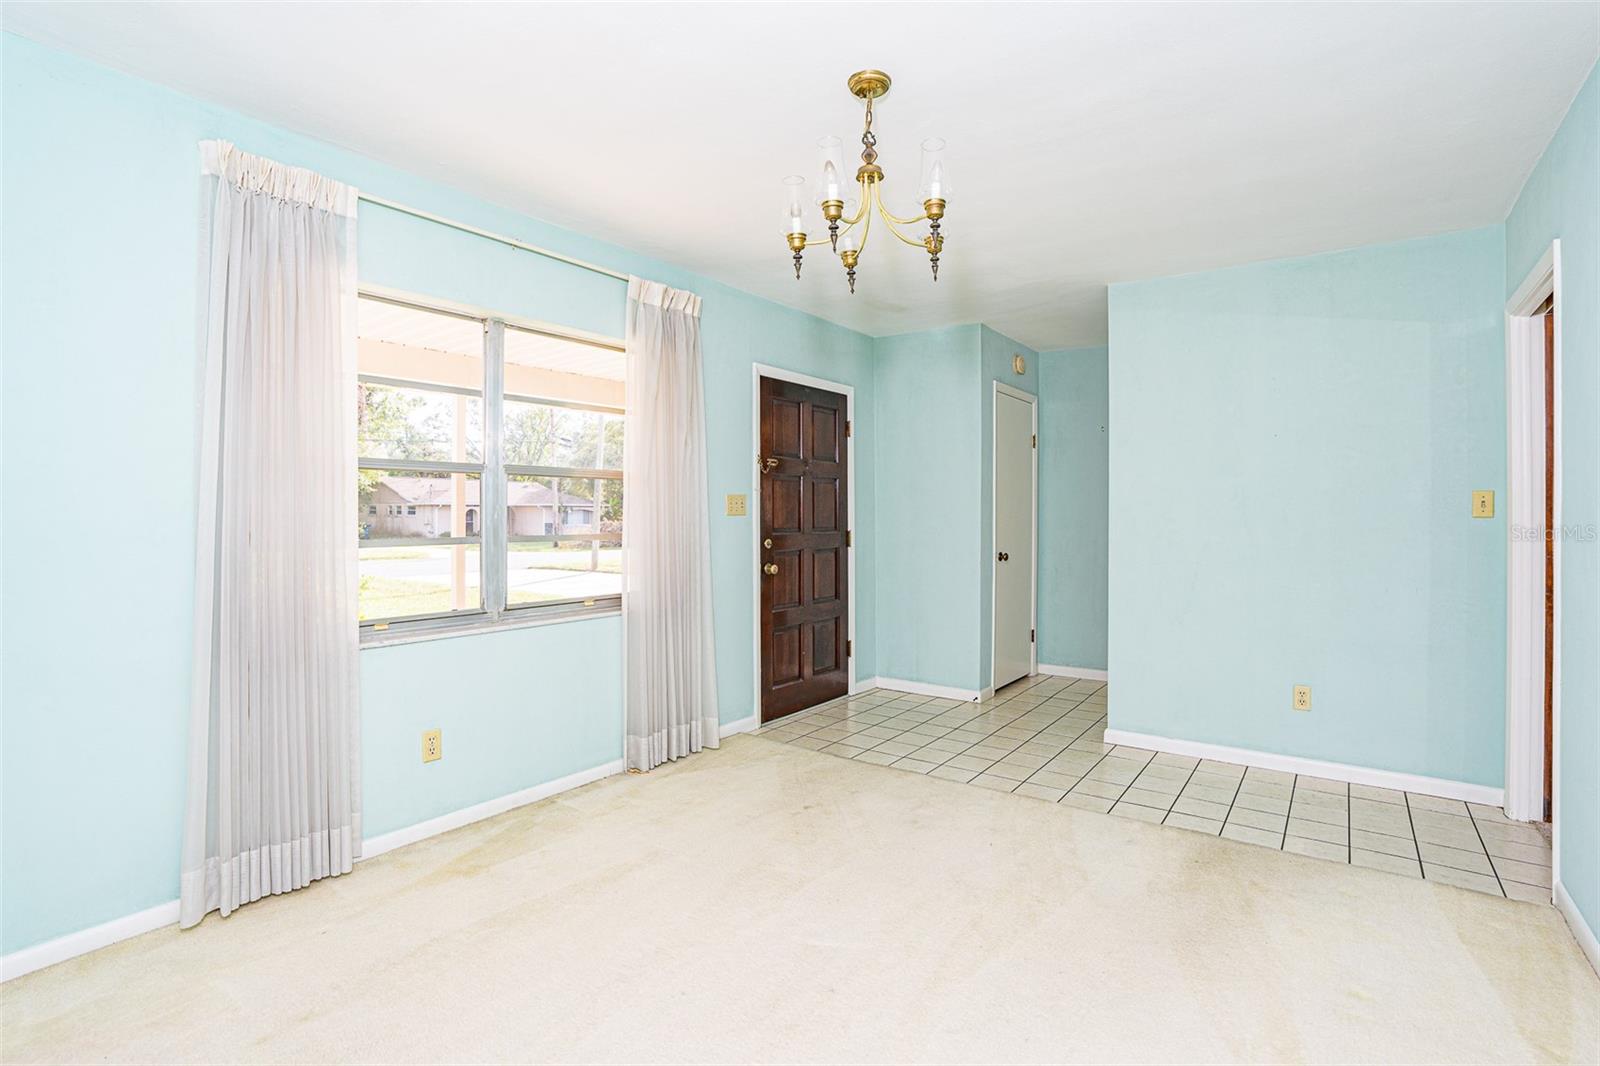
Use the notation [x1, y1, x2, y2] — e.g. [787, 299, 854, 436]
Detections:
[1464, 805, 1509, 898]
[1159, 759, 1206, 826]
[1215, 762, 1247, 840]
[1336, 784, 1353, 855]
[1402, 792, 1425, 878]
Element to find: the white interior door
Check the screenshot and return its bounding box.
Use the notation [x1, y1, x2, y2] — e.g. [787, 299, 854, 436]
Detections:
[993, 388, 1036, 690]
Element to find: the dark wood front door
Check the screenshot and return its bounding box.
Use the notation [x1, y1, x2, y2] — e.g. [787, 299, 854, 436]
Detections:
[759, 376, 849, 722]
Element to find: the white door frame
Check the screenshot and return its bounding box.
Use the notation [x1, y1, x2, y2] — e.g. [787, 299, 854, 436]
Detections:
[749, 364, 860, 722]
[990, 381, 1039, 690]
[1503, 240, 1561, 895]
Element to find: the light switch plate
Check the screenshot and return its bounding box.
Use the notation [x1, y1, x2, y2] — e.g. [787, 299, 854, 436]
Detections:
[725, 493, 747, 517]
[1292, 685, 1312, 712]
[422, 729, 442, 763]
[1472, 490, 1495, 518]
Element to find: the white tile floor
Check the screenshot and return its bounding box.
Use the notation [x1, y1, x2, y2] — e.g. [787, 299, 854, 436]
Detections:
[755, 674, 1554, 903]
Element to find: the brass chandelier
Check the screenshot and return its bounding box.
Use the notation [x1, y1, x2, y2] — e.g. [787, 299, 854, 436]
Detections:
[782, 70, 948, 293]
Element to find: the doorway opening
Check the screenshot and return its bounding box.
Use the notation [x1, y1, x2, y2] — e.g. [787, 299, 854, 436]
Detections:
[1504, 240, 1561, 898]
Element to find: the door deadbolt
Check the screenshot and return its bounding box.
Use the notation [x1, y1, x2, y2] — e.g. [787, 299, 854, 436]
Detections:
[763, 538, 773, 549]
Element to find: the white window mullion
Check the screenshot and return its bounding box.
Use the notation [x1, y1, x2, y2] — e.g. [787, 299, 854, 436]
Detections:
[483, 319, 508, 619]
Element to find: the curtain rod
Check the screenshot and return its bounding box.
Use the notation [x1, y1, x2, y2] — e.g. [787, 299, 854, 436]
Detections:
[357, 193, 630, 283]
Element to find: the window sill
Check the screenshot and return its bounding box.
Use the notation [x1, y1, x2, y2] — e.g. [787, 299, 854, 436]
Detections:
[360, 603, 621, 650]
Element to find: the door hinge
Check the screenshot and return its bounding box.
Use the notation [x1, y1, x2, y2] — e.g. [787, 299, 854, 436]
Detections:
[1032, 434, 1037, 448]
[845, 420, 852, 438]
[1030, 628, 1035, 643]
[847, 639, 853, 657]
[846, 529, 853, 547]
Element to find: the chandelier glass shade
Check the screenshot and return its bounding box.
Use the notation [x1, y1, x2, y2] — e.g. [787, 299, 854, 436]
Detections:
[781, 70, 947, 293]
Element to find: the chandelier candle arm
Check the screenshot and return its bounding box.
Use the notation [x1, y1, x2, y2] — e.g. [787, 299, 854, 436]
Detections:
[876, 186, 931, 248]
[780, 69, 949, 293]
[874, 181, 930, 227]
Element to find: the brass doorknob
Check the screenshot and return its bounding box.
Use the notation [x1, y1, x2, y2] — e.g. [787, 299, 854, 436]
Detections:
[763, 562, 779, 576]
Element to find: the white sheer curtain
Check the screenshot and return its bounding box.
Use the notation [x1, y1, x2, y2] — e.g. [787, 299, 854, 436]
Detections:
[623, 278, 721, 771]
[181, 141, 361, 928]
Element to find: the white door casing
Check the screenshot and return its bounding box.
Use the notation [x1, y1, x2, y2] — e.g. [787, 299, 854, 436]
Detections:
[1503, 241, 1561, 894]
[993, 384, 1038, 690]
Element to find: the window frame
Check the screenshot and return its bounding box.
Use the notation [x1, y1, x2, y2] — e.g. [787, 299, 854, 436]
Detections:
[357, 290, 624, 643]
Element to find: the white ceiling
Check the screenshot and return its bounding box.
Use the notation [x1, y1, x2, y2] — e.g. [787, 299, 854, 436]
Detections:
[6, 2, 1597, 349]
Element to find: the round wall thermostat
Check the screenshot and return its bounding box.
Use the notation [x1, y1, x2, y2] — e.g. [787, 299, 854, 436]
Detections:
[1012, 353, 1027, 375]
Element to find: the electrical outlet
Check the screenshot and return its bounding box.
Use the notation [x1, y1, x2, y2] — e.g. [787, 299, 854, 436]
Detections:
[1292, 685, 1312, 712]
[422, 729, 442, 763]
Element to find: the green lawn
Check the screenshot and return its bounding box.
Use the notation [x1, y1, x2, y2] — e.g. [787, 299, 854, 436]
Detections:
[358, 575, 470, 621]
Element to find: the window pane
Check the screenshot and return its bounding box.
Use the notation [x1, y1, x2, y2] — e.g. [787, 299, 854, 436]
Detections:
[359, 545, 482, 622]
[506, 475, 622, 607]
[358, 469, 481, 621]
[358, 381, 482, 462]
[504, 326, 624, 387]
[359, 469, 481, 540]
[358, 296, 485, 465]
[503, 403, 622, 469]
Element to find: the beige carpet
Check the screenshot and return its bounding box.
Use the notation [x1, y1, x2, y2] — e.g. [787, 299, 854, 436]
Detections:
[2, 736, 1596, 1064]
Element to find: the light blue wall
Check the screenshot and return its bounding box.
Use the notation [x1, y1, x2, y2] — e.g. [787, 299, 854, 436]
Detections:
[0, 33, 875, 956]
[360, 619, 623, 837]
[1038, 347, 1109, 671]
[978, 326, 1039, 689]
[1504, 64, 1599, 940]
[1107, 226, 1508, 786]
[869, 324, 1037, 694]
[872, 326, 983, 690]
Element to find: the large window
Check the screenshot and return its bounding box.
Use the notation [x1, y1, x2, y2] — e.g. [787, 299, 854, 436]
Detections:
[357, 294, 623, 634]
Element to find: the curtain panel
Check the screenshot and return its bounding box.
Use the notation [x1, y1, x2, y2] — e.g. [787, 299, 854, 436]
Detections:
[623, 278, 721, 771]
[181, 141, 361, 928]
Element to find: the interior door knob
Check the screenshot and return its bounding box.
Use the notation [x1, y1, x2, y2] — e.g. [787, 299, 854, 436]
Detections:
[763, 562, 779, 576]
[997, 551, 1009, 562]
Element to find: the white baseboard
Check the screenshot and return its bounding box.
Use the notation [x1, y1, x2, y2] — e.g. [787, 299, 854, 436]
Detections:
[3, 758, 628, 984]
[1556, 881, 1600, 976]
[873, 677, 983, 702]
[720, 714, 758, 738]
[852, 676, 881, 693]
[1038, 663, 1109, 682]
[0, 899, 180, 984]
[1102, 728, 1504, 806]
[362, 758, 625, 860]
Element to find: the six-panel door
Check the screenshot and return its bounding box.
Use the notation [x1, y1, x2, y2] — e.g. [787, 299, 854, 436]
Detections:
[759, 376, 849, 721]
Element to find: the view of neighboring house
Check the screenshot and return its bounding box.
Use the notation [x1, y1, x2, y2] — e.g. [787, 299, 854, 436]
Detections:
[364, 476, 595, 538]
